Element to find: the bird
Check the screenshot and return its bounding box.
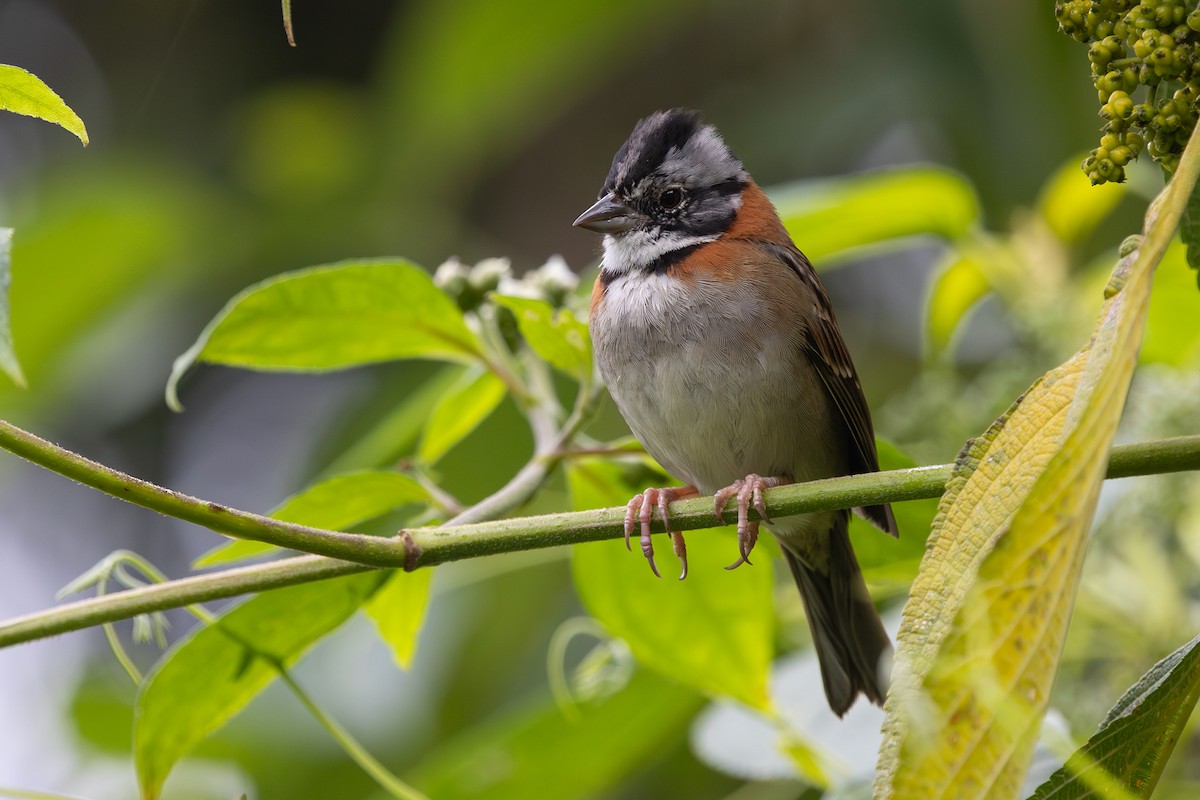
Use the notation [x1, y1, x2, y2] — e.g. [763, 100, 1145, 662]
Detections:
[573, 108, 898, 716]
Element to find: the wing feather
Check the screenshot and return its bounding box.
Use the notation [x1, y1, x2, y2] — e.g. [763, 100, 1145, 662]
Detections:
[769, 243, 899, 538]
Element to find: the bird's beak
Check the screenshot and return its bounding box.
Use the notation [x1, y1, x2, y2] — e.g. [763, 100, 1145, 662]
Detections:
[573, 192, 643, 234]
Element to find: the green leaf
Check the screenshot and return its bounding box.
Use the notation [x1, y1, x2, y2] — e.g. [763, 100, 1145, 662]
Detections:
[923, 251, 991, 360]
[772, 166, 979, 264]
[568, 457, 775, 711]
[271, 470, 430, 528]
[321, 365, 464, 475]
[194, 470, 431, 568]
[0, 64, 88, 146]
[362, 569, 434, 669]
[166, 259, 483, 411]
[0, 228, 25, 388]
[1142, 240, 1200, 365]
[1037, 153, 1125, 245]
[193, 469, 436, 690]
[410, 670, 700, 799]
[5, 162, 222, 392]
[491, 294, 592, 380]
[877, 175, 1166, 796]
[134, 572, 388, 799]
[1180, 174, 1200, 278]
[1026, 633, 1200, 800]
[418, 366, 507, 464]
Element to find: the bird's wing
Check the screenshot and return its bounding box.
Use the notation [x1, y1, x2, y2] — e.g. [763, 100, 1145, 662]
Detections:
[770, 243, 899, 538]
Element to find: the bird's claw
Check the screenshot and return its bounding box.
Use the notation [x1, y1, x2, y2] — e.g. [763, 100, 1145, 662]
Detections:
[724, 519, 759, 570]
[714, 474, 786, 570]
[670, 531, 688, 580]
[623, 486, 695, 580]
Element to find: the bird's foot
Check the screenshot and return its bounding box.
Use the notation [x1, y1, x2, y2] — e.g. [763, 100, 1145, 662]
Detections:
[713, 474, 789, 570]
[624, 486, 698, 580]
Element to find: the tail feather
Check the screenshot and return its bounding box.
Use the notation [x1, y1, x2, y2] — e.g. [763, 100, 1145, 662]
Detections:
[780, 511, 891, 716]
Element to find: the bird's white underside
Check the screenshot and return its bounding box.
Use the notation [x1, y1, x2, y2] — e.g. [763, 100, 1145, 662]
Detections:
[591, 266, 847, 548]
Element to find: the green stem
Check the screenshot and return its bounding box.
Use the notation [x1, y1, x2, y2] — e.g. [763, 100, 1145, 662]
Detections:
[276, 668, 430, 800]
[475, 305, 536, 406]
[1103, 434, 1200, 478]
[1, 555, 369, 647]
[0, 420, 409, 566]
[0, 434, 1196, 649]
[119, 565, 419, 799]
[1108, 57, 1141, 70]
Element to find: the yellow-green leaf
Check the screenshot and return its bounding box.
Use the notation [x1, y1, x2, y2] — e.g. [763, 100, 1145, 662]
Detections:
[1036, 153, 1125, 245]
[491, 294, 592, 380]
[134, 572, 388, 799]
[1026, 632, 1200, 800]
[363, 569, 434, 669]
[0, 64, 88, 146]
[418, 366, 507, 464]
[1141, 240, 1200, 365]
[0, 227, 25, 388]
[923, 252, 991, 360]
[568, 457, 775, 712]
[875, 129, 1192, 798]
[772, 166, 979, 265]
[166, 259, 483, 411]
[1178, 172, 1200, 277]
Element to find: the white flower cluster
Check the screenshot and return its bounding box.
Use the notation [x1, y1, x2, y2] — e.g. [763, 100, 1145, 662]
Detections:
[434, 255, 580, 310]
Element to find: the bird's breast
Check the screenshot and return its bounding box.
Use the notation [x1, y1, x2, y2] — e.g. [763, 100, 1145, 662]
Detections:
[590, 269, 841, 494]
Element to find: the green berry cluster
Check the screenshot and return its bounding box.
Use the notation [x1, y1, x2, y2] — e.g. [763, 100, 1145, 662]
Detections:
[1056, 0, 1200, 183]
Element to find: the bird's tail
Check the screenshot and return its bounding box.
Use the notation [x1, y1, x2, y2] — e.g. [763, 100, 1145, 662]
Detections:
[779, 511, 891, 716]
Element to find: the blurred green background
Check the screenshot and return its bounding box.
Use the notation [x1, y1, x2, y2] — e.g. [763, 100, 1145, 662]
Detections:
[2, 1, 1200, 798]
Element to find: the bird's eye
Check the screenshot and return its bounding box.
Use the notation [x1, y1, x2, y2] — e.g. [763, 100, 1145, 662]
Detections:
[658, 187, 685, 210]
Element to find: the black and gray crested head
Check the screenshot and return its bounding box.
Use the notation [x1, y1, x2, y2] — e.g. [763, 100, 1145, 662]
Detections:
[573, 108, 749, 274]
[604, 109, 744, 198]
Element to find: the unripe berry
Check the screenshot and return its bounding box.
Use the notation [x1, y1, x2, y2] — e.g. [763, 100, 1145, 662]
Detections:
[1109, 145, 1134, 165]
[1096, 70, 1125, 97]
[1106, 91, 1136, 119]
[1090, 42, 1113, 66]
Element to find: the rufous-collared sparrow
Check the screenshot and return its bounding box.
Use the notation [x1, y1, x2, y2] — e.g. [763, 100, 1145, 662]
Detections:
[574, 108, 898, 715]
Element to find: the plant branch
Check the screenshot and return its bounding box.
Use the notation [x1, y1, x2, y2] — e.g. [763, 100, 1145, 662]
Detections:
[1, 434, 1197, 650]
[0, 420, 408, 567]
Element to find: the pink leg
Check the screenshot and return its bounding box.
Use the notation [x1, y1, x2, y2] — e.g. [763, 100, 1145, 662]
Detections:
[713, 474, 789, 570]
[623, 486, 698, 580]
